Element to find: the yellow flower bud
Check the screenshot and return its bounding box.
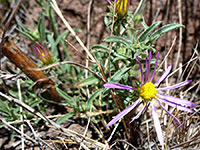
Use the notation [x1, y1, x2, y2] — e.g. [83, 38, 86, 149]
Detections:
[115, 0, 130, 19]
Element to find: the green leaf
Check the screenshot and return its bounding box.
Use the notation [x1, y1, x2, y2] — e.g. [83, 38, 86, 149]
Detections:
[0, 124, 6, 128]
[104, 36, 131, 47]
[87, 89, 103, 109]
[47, 34, 58, 56]
[38, 11, 45, 42]
[141, 22, 149, 30]
[15, 28, 36, 41]
[110, 66, 131, 83]
[0, 100, 10, 114]
[56, 112, 75, 125]
[138, 21, 162, 42]
[56, 87, 74, 104]
[17, 20, 31, 32]
[150, 24, 184, 42]
[104, 15, 109, 26]
[76, 76, 99, 87]
[91, 49, 109, 54]
[29, 99, 42, 107]
[134, 0, 147, 15]
[112, 52, 130, 62]
[91, 44, 110, 51]
[55, 30, 70, 46]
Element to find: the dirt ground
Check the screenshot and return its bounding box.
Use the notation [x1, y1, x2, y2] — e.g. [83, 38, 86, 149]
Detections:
[0, 0, 199, 149]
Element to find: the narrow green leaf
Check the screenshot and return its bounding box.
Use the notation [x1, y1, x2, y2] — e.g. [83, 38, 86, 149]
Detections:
[110, 66, 131, 83]
[0, 124, 6, 128]
[29, 99, 42, 107]
[17, 20, 31, 32]
[112, 52, 130, 62]
[15, 28, 36, 41]
[91, 49, 109, 54]
[134, 0, 147, 15]
[91, 44, 110, 51]
[38, 11, 45, 41]
[113, 56, 129, 62]
[76, 76, 99, 87]
[141, 22, 149, 30]
[104, 15, 109, 26]
[55, 30, 70, 46]
[47, 34, 59, 57]
[150, 24, 184, 42]
[0, 100, 10, 114]
[56, 112, 75, 125]
[104, 36, 131, 47]
[138, 21, 162, 42]
[56, 87, 74, 103]
[87, 89, 103, 109]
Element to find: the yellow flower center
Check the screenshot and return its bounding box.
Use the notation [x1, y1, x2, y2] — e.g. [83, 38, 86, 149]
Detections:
[41, 52, 45, 57]
[138, 82, 157, 101]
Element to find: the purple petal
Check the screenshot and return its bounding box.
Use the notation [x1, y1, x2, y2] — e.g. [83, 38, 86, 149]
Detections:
[150, 52, 159, 82]
[43, 43, 50, 54]
[158, 80, 192, 91]
[104, 83, 136, 90]
[129, 104, 147, 123]
[31, 46, 37, 54]
[35, 46, 41, 54]
[136, 56, 144, 84]
[157, 100, 181, 125]
[145, 51, 151, 83]
[157, 97, 194, 113]
[151, 103, 164, 146]
[106, 99, 142, 127]
[145, 57, 149, 83]
[158, 94, 196, 107]
[155, 64, 172, 86]
[107, 0, 112, 5]
[34, 42, 43, 54]
[34, 42, 40, 48]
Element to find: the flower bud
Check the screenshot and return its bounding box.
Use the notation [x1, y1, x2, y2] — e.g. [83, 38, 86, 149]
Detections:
[115, 0, 130, 19]
[32, 42, 52, 65]
[108, 0, 130, 19]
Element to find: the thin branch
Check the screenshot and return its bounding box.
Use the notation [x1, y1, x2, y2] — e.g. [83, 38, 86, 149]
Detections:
[65, 40, 94, 63]
[174, 0, 183, 70]
[32, 61, 106, 83]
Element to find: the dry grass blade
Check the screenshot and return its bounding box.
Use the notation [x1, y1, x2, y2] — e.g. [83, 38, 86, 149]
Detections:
[17, 79, 24, 150]
[174, 0, 183, 70]
[0, 70, 27, 81]
[50, 0, 96, 63]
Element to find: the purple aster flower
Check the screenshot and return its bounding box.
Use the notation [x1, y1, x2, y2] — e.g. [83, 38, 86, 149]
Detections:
[32, 41, 52, 65]
[104, 51, 196, 147]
